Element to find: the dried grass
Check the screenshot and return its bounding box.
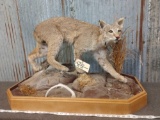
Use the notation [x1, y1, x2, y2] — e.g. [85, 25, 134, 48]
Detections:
[112, 36, 127, 73]
[19, 85, 36, 96]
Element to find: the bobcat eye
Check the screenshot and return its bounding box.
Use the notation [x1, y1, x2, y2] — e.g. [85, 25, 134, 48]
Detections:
[118, 30, 122, 32]
[109, 30, 113, 33]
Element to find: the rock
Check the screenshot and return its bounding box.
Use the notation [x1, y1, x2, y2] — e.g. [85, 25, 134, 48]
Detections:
[19, 69, 77, 95]
[131, 85, 142, 95]
[108, 89, 133, 99]
[126, 77, 142, 95]
[12, 88, 24, 96]
[126, 76, 136, 85]
[106, 76, 142, 97]
[90, 74, 107, 84]
[106, 76, 118, 83]
[59, 72, 78, 84]
[106, 76, 132, 94]
[75, 91, 83, 98]
[82, 85, 109, 98]
[32, 90, 47, 97]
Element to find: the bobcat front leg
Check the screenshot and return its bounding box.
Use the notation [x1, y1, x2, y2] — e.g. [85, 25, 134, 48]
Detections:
[94, 48, 127, 83]
[74, 49, 85, 73]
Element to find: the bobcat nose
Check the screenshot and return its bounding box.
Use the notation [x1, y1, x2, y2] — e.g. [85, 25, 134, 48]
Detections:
[116, 36, 120, 40]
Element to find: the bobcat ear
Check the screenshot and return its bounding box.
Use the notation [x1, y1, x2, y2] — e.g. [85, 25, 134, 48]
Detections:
[99, 20, 106, 29]
[99, 20, 110, 30]
[116, 18, 124, 28]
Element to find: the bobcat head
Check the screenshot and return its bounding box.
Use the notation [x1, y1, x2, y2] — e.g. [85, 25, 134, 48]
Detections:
[99, 18, 124, 46]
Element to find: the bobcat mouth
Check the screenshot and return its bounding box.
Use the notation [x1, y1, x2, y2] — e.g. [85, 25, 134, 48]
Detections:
[115, 37, 121, 43]
[116, 38, 120, 41]
[105, 42, 107, 46]
[115, 39, 119, 43]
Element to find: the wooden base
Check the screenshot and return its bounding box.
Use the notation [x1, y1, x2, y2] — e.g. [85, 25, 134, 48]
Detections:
[7, 74, 147, 114]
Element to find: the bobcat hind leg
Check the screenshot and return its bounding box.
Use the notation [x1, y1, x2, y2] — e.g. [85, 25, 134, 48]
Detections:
[47, 37, 69, 72]
[28, 43, 47, 72]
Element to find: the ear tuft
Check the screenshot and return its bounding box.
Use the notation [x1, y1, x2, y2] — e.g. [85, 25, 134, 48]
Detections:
[99, 20, 106, 29]
[117, 18, 124, 27]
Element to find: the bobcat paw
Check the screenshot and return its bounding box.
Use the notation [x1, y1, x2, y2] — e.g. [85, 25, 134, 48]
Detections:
[33, 65, 42, 72]
[119, 76, 127, 83]
[61, 66, 69, 72]
[65, 70, 78, 76]
[76, 67, 85, 74]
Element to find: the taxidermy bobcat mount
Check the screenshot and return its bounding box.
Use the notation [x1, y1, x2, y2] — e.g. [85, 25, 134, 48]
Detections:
[28, 17, 127, 83]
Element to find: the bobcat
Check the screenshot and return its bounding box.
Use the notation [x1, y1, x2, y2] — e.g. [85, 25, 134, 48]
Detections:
[28, 17, 127, 83]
